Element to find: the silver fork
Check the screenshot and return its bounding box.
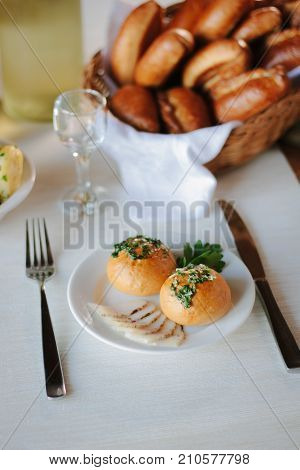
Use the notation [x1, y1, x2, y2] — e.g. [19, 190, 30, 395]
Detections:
[26, 218, 66, 399]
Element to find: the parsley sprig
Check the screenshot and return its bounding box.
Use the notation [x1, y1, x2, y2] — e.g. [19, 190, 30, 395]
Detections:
[176, 241, 225, 273]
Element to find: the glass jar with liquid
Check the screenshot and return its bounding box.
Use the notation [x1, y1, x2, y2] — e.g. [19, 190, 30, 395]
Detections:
[0, 0, 83, 121]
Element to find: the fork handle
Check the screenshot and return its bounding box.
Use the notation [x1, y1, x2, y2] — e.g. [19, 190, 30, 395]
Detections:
[40, 285, 66, 398]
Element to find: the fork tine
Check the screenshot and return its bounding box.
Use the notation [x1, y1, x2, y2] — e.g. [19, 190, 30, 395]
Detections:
[32, 219, 39, 268]
[26, 220, 31, 268]
[38, 219, 46, 267]
[43, 219, 54, 266]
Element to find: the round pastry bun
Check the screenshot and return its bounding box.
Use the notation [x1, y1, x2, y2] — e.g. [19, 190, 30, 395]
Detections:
[158, 87, 212, 133]
[107, 237, 176, 296]
[110, 85, 160, 133]
[160, 265, 231, 326]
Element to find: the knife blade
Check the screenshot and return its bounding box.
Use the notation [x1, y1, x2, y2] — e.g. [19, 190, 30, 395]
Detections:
[219, 200, 300, 370]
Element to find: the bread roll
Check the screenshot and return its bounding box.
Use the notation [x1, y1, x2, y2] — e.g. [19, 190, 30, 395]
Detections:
[110, 85, 160, 133]
[134, 28, 194, 87]
[110, 1, 162, 84]
[193, 0, 254, 40]
[182, 39, 251, 91]
[283, 1, 300, 28]
[160, 265, 231, 326]
[107, 236, 176, 296]
[232, 7, 282, 42]
[265, 28, 300, 48]
[212, 68, 290, 122]
[166, 0, 209, 32]
[158, 87, 211, 133]
[263, 28, 300, 71]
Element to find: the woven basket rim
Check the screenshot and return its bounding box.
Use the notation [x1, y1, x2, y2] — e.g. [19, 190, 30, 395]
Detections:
[83, 49, 300, 173]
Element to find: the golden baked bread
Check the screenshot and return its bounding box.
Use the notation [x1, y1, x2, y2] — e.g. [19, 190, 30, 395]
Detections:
[107, 236, 176, 296]
[265, 28, 300, 48]
[263, 28, 300, 71]
[193, 0, 254, 40]
[109, 85, 160, 133]
[212, 67, 290, 122]
[110, 1, 162, 84]
[283, 1, 300, 28]
[158, 87, 212, 133]
[166, 0, 209, 32]
[160, 265, 231, 326]
[232, 7, 282, 42]
[182, 39, 251, 91]
[134, 28, 194, 87]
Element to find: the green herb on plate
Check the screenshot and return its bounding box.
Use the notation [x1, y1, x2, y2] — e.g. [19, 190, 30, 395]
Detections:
[177, 241, 225, 272]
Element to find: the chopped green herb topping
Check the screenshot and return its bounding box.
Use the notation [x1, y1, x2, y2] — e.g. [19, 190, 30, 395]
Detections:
[0, 152, 5, 157]
[2, 175, 7, 182]
[170, 264, 215, 308]
[112, 235, 167, 260]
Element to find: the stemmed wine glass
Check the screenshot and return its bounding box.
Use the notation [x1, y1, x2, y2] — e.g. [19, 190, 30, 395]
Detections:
[53, 89, 107, 215]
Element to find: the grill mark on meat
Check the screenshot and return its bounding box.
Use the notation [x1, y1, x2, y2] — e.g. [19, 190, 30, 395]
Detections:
[88, 302, 186, 347]
[129, 302, 150, 315]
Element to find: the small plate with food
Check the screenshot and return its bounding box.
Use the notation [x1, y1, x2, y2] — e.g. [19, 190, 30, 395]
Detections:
[67, 236, 255, 353]
[0, 142, 36, 221]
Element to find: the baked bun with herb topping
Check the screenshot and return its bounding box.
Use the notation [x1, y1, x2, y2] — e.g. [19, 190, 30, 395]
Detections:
[107, 236, 176, 296]
[160, 265, 231, 326]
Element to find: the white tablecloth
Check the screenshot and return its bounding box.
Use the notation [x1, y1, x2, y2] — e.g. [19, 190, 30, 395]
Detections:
[0, 0, 300, 450]
[0, 123, 299, 450]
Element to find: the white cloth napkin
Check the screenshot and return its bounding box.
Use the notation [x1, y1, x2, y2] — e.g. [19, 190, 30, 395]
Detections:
[98, 0, 241, 218]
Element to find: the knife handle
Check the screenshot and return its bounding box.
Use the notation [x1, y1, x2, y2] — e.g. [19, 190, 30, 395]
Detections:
[256, 279, 300, 370]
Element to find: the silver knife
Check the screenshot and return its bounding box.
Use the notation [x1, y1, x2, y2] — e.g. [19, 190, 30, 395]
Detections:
[219, 200, 300, 370]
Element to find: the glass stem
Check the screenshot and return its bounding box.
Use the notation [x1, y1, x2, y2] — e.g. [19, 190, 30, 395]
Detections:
[73, 152, 92, 190]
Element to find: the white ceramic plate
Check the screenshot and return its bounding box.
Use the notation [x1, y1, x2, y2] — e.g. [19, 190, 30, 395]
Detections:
[0, 145, 36, 221]
[67, 249, 256, 354]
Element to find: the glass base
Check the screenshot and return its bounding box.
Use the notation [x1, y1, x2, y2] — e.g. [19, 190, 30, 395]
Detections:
[62, 186, 97, 216]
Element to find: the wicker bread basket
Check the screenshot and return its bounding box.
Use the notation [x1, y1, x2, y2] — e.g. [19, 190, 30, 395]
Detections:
[83, 50, 300, 174]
